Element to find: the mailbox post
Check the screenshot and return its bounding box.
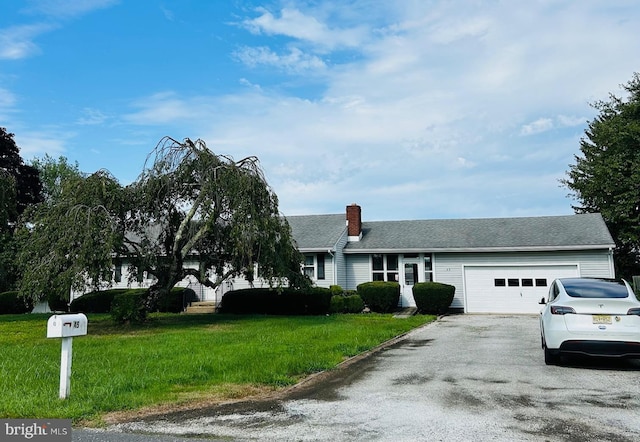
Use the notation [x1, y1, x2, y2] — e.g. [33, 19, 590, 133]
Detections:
[47, 314, 88, 399]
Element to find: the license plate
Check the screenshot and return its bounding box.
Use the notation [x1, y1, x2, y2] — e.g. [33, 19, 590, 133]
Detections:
[592, 315, 612, 324]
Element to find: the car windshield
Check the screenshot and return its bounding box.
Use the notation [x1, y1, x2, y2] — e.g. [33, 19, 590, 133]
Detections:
[561, 278, 629, 298]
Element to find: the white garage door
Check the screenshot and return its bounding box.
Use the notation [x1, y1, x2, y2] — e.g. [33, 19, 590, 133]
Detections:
[464, 265, 579, 313]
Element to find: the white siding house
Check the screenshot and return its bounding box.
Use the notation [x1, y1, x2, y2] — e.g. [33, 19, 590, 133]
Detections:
[287, 204, 616, 314]
[74, 203, 616, 315]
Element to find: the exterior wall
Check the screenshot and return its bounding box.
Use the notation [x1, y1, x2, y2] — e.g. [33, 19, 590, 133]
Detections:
[432, 249, 614, 310]
[72, 259, 221, 304]
[344, 254, 371, 290]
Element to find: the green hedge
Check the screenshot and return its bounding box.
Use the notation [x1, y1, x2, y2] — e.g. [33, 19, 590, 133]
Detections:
[70, 287, 198, 314]
[111, 290, 147, 323]
[329, 295, 345, 313]
[0, 291, 34, 314]
[330, 294, 365, 314]
[357, 281, 400, 313]
[70, 289, 136, 313]
[219, 287, 332, 315]
[412, 282, 455, 314]
[344, 294, 365, 313]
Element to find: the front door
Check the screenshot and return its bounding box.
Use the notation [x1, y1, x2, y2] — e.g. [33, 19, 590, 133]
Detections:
[401, 259, 419, 307]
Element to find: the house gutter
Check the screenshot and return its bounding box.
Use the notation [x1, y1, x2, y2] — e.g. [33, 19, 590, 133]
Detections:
[342, 244, 616, 254]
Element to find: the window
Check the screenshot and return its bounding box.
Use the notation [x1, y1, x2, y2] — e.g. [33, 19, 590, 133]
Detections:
[304, 255, 315, 279]
[317, 253, 325, 280]
[508, 278, 519, 287]
[114, 262, 122, 283]
[535, 278, 547, 287]
[522, 278, 534, 287]
[424, 255, 433, 282]
[494, 278, 506, 287]
[372, 254, 399, 282]
[302, 254, 327, 280]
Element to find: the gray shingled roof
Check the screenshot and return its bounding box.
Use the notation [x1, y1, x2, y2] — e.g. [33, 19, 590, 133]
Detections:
[343, 213, 614, 252]
[286, 213, 346, 250]
[285, 212, 614, 253]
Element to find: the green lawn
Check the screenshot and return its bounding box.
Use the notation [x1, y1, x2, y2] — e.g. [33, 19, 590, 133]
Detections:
[0, 312, 434, 424]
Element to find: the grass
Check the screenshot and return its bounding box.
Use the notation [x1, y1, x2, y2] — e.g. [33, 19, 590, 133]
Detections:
[0, 312, 434, 424]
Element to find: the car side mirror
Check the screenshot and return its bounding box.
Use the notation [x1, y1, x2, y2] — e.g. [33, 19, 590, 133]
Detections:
[539, 297, 546, 305]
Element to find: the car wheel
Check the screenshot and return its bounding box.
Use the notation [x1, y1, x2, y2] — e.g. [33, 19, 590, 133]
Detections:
[544, 344, 560, 365]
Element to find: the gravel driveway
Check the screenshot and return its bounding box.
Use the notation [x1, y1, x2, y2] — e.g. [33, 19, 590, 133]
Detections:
[76, 314, 640, 441]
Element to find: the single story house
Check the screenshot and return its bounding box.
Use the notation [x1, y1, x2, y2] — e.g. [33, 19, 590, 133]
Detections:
[287, 204, 615, 314]
[76, 204, 616, 315]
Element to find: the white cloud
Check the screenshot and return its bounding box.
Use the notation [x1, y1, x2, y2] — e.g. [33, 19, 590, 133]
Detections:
[240, 7, 368, 50]
[520, 118, 554, 136]
[76, 108, 108, 125]
[233, 46, 326, 73]
[14, 131, 68, 158]
[0, 24, 54, 59]
[123, 92, 201, 125]
[0, 88, 17, 108]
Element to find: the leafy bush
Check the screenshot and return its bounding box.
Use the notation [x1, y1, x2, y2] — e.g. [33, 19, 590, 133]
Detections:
[219, 287, 332, 315]
[413, 282, 455, 314]
[70, 289, 133, 313]
[111, 290, 147, 324]
[330, 285, 344, 296]
[156, 287, 198, 313]
[329, 294, 364, 314]
[357, 282, 400, 313]
[0, 291, 34, 314]
[329, 295, 345, 313]
[344, 294, 364, 313]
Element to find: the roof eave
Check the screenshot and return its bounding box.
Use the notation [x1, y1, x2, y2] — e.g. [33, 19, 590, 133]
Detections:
[342, 244, 615, 254]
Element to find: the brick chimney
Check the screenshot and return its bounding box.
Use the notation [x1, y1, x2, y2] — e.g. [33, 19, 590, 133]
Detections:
[346, 203, 362, 241]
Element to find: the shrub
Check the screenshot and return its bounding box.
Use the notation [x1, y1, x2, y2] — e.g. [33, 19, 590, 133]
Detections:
[344, 294, 365, 313]
[70, 289, 132, 313]
[220, 287, 332, 315]
[329, 295, 345, 313]
[357, 282, 400, 313]
[413, 282, 455, 314]
[111, 290, 147, 324]
[0, 291, 34, 314]
[156, 287, 198, 313]
[330, 285, 344, 296]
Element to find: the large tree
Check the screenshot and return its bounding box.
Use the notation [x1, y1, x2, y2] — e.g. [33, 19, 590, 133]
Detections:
[126, 137, 306, 310]
[0, 127, 43, 292]
[17, 137, 305, 307]
[30, 154, 83, 204]
[16, 170, 126, 302]
[563, 72, 640, 278]
[0, 127, 43, 219]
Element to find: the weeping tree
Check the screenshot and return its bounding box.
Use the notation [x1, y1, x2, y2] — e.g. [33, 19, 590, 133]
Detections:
[16, 170, 126, 305]
[126, 136, 306, 310]
[17, 136, 305, 309]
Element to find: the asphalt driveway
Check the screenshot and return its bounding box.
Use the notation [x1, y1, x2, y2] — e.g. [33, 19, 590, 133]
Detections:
[76, 314, 640, 441]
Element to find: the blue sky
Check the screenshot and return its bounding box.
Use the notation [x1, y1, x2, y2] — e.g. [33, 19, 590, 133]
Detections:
[1, 1, 639, 221]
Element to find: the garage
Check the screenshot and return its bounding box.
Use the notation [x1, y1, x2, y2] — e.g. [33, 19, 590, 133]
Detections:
[464, 265, 579, 314]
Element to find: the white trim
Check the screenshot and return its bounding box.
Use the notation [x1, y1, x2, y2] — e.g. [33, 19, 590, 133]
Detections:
[343, 245, 614, 254]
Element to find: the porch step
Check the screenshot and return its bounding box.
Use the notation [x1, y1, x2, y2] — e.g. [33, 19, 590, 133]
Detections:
[184, 301, 217, 314]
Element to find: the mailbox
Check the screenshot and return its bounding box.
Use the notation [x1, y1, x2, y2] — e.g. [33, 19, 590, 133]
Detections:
[47, 314, 88, 338]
